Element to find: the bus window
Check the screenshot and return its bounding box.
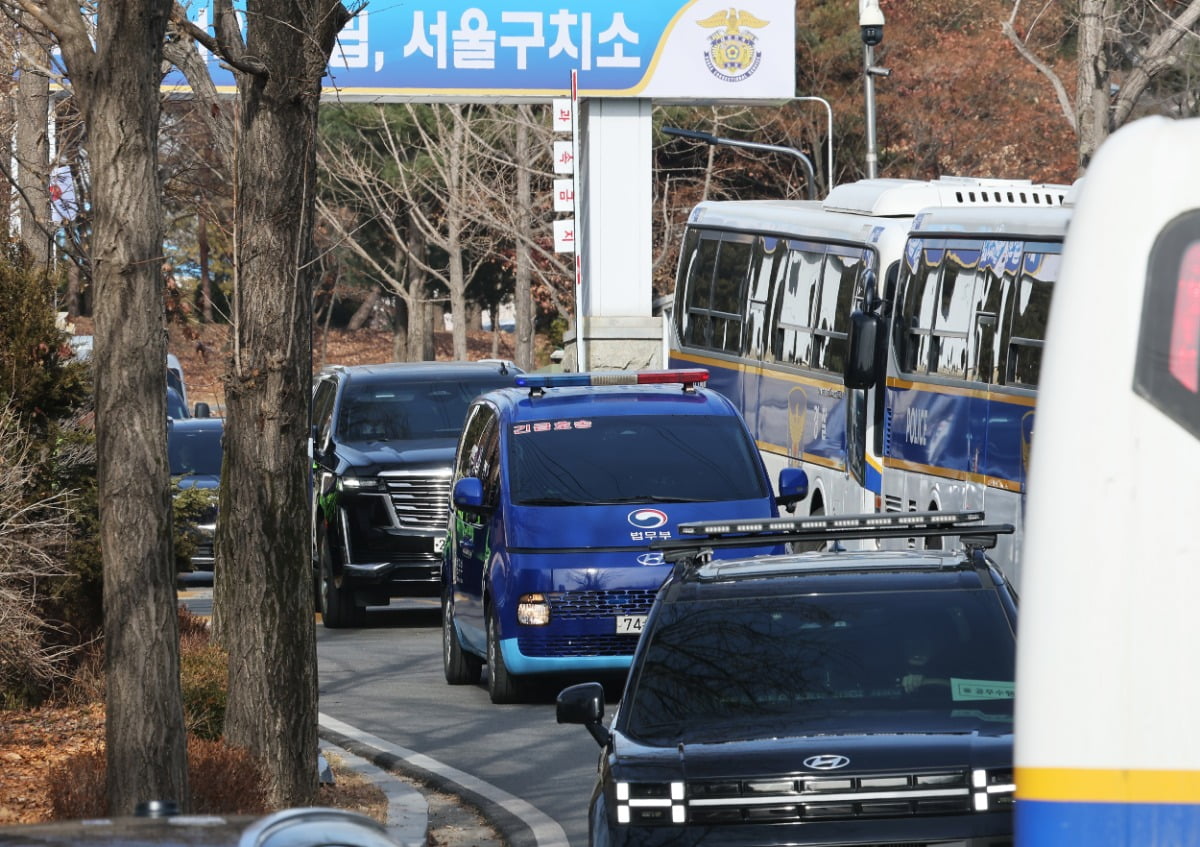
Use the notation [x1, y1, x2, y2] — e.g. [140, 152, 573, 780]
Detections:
[1005, 249, 1060, 387]
[898, 243, 944, 374]
[747, 237, 786, 362]
[774, 243, 823, 365]
[970, 253, 1009, 384]
[678, 230, 714, 348]
[932, 247, 981, 380]
[712, 238, 752, 353]
[811, 247, 864, 374]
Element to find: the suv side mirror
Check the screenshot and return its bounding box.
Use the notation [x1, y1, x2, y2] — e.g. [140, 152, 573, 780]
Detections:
[556, 682, 611, 747]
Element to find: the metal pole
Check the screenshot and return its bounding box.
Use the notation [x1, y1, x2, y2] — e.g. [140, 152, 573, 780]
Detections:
[863, 44, 878, 179]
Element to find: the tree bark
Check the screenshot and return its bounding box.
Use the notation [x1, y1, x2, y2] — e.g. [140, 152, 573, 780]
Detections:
[1075, 0, 1112, 170]
[346, 287, 380, 331]
[39, 0, 188, 814]
[198, 212, 213, 323]
[210, 0, 350, 808]
[514, 106, 534, 370]
[15, 21, 51, 267]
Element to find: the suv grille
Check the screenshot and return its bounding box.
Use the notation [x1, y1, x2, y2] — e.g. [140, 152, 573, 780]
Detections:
[381, 471, 451, 530]
[621, 769, 1014, 827]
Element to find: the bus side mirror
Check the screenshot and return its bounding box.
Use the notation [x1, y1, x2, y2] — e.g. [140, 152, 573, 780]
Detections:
[845, 310, 886, 390]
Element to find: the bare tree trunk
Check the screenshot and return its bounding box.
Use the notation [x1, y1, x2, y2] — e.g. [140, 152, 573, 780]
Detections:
[391, 295, 409, 361]
[198, 212, 213, 322]
[514, 106, 534, 370]
[346, 287, 380, 331]
[1075, 0, 1111, 170]
[209, 0, 350, 809]
[446, 111, 469, 359]
[15, 22, 51, 266]
[39, 0, 188, 814]
[407, 211, 430, 361]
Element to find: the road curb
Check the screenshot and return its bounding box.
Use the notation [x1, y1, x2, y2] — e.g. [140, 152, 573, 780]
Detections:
[318, 741, 428, 847]
[318, 714, 567, 847]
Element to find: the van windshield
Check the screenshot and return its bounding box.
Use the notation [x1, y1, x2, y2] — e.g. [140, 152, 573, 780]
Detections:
[507, 414, 767, 504]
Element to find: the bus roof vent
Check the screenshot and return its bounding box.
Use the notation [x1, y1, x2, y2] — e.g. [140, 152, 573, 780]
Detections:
[824, 176, 1073, 217]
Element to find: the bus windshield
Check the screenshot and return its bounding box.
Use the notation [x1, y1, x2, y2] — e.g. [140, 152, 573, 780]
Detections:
[507, 414, 767, 505]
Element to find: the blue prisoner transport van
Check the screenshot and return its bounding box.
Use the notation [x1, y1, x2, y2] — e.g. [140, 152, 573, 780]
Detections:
[441, 369, 807, 704]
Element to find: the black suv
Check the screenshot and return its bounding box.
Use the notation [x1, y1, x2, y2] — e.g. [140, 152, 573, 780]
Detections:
[557, 511, 1017, 847]
[310, 360, 520, 626]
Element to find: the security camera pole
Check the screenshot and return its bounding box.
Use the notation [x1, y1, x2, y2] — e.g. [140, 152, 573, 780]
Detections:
[859, 0, 887, 179]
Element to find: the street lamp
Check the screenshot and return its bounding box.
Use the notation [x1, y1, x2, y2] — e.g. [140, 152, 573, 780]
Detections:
[860, 0, 889, 179]
[661, 127, 817, 200]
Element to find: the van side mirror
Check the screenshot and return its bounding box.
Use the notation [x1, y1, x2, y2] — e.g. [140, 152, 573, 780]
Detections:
[452, 477, 489, 512]
[776, 467, 809, 510]
[193, 402, 211, 418]
[845, 310, 886, 390]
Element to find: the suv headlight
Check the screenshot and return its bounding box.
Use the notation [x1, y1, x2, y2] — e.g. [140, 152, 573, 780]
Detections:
[338, 475, 384, 492]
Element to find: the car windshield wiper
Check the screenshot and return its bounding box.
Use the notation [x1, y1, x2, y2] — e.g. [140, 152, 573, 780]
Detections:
[518, 496, 590, 506]
[593, 495, 713, 504]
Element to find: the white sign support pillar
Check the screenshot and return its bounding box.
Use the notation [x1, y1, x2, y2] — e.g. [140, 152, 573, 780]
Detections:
[563, 97, 662, 372]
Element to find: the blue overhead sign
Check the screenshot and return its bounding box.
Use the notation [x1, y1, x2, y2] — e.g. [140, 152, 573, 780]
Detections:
[167, 1, 795, 103]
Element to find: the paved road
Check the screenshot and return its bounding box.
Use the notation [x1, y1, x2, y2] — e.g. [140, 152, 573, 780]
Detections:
[176, 582, 610, 847]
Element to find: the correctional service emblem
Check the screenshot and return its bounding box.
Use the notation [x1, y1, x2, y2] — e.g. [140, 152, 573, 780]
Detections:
[697, 8, 769, 82]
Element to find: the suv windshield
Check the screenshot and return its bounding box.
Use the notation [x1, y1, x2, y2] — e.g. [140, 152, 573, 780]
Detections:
[507, 414, 767, 504]
[623, 587, 1015, 744]
[168, 428, 223, 477]
[337, 378, 507, 442]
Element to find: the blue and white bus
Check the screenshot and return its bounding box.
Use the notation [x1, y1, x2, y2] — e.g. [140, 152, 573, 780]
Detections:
[846, 200, 1076, 585]
[669, 177, 1071, 550]
[1014, 116, 1200, 846]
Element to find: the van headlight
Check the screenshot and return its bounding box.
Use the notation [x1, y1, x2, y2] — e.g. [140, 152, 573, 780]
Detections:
[516, 594, 550, 625]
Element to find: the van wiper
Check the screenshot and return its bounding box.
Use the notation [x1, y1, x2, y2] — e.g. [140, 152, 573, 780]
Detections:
[596, 495, 712, 504]
[519, 496, 589, 506]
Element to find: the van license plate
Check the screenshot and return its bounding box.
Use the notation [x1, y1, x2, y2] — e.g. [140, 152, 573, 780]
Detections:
[616, 615, 646, 635]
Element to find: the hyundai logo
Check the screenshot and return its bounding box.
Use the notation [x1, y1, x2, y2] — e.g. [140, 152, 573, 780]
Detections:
[803, 755, 850, 770]
[636, 552, 665, 566]
[628, 508, 668, 529]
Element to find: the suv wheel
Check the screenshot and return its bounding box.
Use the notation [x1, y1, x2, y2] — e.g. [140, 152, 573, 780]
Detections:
[443, 592, 483, 685]
[319, 537, 363, 629]
[486, 607, 524, 704]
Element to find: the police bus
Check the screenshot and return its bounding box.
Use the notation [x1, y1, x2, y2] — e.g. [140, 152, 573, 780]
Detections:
[669, 177, 1070, 568]
[846, 199, 1076, 585]
[1014, 116, 1200, 845]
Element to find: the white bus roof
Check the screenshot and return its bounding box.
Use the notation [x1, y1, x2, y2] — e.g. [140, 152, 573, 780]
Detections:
[823, 176, 1073, 217]
[908, 204, 1074, 238]
[686, 198, 912, 246]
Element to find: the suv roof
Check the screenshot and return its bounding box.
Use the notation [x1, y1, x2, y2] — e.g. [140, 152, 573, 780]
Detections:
[650, 510, 1013, 603]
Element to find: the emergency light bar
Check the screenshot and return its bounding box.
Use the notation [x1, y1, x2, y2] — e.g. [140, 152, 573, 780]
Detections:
[679, 510, 986, 537]
[651, 510, 1014, 558]
[515, 369, 709, 390]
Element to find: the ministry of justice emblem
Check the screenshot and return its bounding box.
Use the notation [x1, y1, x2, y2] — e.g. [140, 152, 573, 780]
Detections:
[697, 8, 769, 82]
